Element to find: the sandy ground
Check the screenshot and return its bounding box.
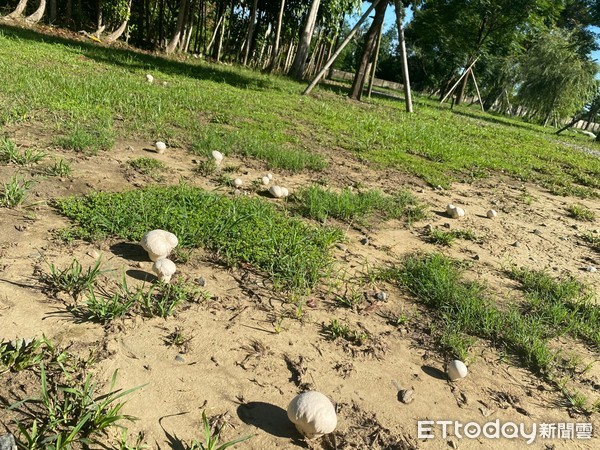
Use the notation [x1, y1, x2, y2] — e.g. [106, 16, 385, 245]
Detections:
[1, 122, 599, 449]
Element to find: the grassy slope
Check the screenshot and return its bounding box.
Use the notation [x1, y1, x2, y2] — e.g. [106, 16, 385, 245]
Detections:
[1, 25, 600, 191]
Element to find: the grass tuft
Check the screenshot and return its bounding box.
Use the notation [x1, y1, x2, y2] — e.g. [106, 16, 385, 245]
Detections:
[46, 158, 73, 177]
[567, 204, 596, 221]
[0, 137, 45, 165]
[55, 124, 115, 154]
[55, 184, 343, 290]
[292, 185, 426, 225]
[128, 157, 165, 175]
[1, 174, 35, 207]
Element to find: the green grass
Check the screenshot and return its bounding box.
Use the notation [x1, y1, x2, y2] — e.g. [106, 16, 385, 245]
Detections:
[324, 319, 368, 346]
[42, 257, 108, 301]
[46, 158, 73, 177]
[567, 203, 596, 221]
[1, 25, 599, 193]
[0, 137, 45, 165]
[1, 174, 35, 207]
[55, 184, 343, 290]
[292, 185, 427, 224]
[582, 232, 600, 252]
[128, 157, 165, 175]
[1, 338, 47, 373]
[425, 228, 478, 246]
[190, 410, 252, 450]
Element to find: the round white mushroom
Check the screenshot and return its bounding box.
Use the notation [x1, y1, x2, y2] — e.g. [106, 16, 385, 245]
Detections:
[152, 258, 177, 283]
[146, 74, 154, 83]
[287, 391, 337, 439]
[140, 230, 179, 261]
[281, 187, 289, 198]
[155, 141, 167, 154]
[269, 185, 285, 198]
[487, 209, 498, 219]
[447, 360, 468, 381]
[233, 178, 243, 187]
[262, 176, 270, 185]
[211, 150, 224, 166]
[267, 173, 273, 180]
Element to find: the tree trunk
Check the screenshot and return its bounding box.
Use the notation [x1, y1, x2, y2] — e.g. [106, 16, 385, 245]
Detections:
[49, 0, 56, 22]
[289, 0, 321, 79]
[394, 0, 413, 112]
[8, 0, 28, 18]
[105, 0, 132, 43]
[367, 22, 383, 98]
[349, 0, 388, 100]
[26, 0, 46, 24]
[166, 0, 189, 54]
[96, 1, 104, 35]
[267, 0, 286, 73]
[243, 0, 259, 65]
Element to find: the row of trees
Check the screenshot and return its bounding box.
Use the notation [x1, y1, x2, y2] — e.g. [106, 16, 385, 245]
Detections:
[2, 1, 600, 125]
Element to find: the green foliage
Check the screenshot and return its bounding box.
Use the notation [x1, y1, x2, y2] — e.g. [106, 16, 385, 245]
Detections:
[46, 158, 73, 177]
[0, 137, 45, 165]
[0, 338, 46, 373]
[55, 184, 343, 290]
[55, 124, 115, 154]
[292, 185, 426, 224]
[189, 411, 252, 450]
[517, 28, 597, 124]
[567, 203, 596, 221]
[1, 174, 34, 207]
[425, 228, 477, 246]
[128, 157, 165, 175]
[325, 319, 368, 345]
[43, 258, 108, 301]
[581, 232, 600, 252]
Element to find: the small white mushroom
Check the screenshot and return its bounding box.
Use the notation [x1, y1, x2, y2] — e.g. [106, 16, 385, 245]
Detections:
[269, 185, 285, 198]
[155, 141, 167, 154]
[267, 173, 273, 180]
[140, 230, 179, 261]
[287, 391, 337, 439]
[146, 74, 154, 83]
[446, 204, 465, 219]
[281, 187, 289, 198]
[261, 176, 270, 185]
[211, 150, 224, 166]
[487, 209, 497, 219]
[447, 360, 468, 381]
[152, 258, 177, 283]
[233, 178, 243, 187]
[586, 266, 597, 273]
[162, 81, 168, 87]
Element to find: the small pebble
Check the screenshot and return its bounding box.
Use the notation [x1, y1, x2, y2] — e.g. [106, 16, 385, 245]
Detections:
[195, 277, 206, 287]
[175, 354, 185, 362]
[448, 440, 458, 449]
[335, 243, 348, 251]
[443, 223, 451, 229]
[533, 229, 542, 236]
[512, 241, 520, 248]
[360, 237, 369, 245]
[374, 291, 388, 301]
[0, 433, 16, 450]
[472, 254, 480, 261]
[586, 266, 597, 273]
[398, 389, 415, 404]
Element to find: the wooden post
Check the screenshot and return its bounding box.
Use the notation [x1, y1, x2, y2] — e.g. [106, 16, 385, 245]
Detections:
[469, 69, 485, 112]
[440, 58, 479, 105]
[367, 22, 384, 99]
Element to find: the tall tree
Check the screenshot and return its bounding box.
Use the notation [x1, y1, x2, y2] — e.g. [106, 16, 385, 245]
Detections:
[8, 0, 29, 18]
[166, 0, 189, 53]
[267, 0, 286, 73]
[290, 0, 322, 79]
[243, 0, 259, 65]
[349, 0, 388, 100]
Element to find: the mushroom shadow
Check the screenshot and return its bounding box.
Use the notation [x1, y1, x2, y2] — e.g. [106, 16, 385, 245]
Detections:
[110, 242, 148, 262]
[237, 402, 298, 439]
[433, 210, 451, 218]
[421, 365, 448, 381]
[126, 269, 156, 282]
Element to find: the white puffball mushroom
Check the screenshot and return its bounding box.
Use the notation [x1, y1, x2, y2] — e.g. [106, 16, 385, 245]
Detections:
[140, 230, 179, 261]
[146, 74, 154, 83]
[233, 178, 243, 187]
[287, 391, 337, 439]
[211, 150, 224, 166]
[269, 185, 285, 198]
[446, 204, 465, 219]
[155, 141, 167, 154]
[261, 176, 270, 185]
[267, 173, 273, 180]
[281, 187, 289, 198]
[152, 258, 177, 283]
[447, 360, 468, 381]
[487, 209, 498, 219]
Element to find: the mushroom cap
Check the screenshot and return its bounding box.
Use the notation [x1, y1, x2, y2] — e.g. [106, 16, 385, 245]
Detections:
[261, 176, 270, 185]
[267, 173, 273, 180]
[233, 178, 243, 187]
[281, 187, 289, 198]
[287, 391, 337, 439]
[447, 360, 468, 381]
[152, 258, 177, 283]
[486, 209, 497, 219]
[269, 185, 285, 198]
[155, 141, 167, 153]
[446, 204, 464, 219]
[146, 74, 154, 83]
[140, 230, 179, 261]
[211, 150, 224, 164]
